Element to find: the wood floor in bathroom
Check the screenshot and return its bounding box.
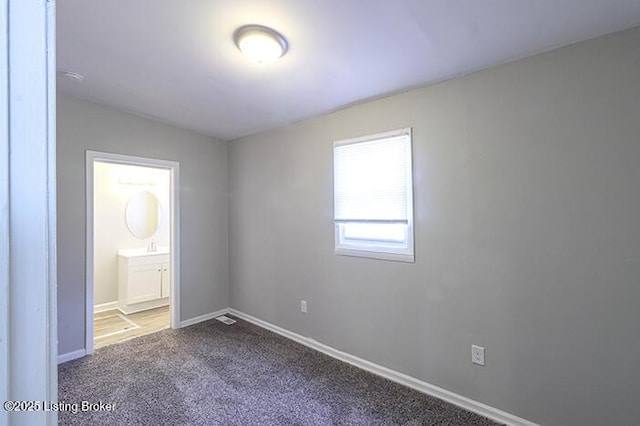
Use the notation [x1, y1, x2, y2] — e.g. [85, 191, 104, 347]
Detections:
[94, 305, 170, 349]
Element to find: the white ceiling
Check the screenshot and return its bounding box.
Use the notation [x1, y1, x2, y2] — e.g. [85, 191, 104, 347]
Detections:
[57, 0, 640, 141]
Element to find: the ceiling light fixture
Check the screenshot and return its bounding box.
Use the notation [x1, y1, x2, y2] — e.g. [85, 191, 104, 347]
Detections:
[233, 25, 288, 64]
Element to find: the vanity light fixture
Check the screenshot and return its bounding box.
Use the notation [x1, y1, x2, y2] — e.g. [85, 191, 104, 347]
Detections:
[119, 176, 158, 186]
[233, 25, 288, 64]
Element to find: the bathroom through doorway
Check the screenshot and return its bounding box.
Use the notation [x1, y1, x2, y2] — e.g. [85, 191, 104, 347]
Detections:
[86, 151, 180, 354]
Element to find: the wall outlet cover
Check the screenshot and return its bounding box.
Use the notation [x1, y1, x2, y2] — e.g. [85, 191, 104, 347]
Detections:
[472, 345, 485, 366]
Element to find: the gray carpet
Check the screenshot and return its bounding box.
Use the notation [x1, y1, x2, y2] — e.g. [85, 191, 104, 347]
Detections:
[58, 316, 501, 425]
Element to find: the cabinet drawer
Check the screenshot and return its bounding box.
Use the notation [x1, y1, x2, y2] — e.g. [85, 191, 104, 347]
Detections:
[124, 253, 169, 267]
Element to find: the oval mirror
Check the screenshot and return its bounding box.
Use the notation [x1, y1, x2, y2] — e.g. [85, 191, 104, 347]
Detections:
[125, 191, 161, 239]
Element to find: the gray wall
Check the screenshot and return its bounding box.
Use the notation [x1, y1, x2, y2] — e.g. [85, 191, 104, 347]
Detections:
[57, 95, 229, 355]
[229, 27, 640, 425]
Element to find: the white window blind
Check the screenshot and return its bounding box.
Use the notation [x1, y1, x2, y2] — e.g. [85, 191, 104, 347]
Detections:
[334, 131, 411, 223]
[332, 128, 414, 263]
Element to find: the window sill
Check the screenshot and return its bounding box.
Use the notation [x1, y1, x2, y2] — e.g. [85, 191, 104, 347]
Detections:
[335, 247, 414, 263]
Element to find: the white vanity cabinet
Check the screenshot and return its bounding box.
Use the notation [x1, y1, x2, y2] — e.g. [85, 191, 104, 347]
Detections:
[118, 248, 170, 314]
[160, 261, 170, 298]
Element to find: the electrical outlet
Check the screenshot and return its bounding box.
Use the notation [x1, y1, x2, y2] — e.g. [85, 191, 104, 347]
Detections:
[472, 345, 485, 366]
[300, 300, 307, 313]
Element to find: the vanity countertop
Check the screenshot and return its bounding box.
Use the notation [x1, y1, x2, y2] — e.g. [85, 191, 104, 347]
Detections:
[118, 246, 170, 258]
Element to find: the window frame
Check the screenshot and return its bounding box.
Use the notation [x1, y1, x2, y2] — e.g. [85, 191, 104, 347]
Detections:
[333, 128, 415, 263]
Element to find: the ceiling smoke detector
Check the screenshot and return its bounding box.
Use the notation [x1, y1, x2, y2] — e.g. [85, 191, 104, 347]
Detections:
[59, 71, 85, 82]
[233, 25, 288, 64]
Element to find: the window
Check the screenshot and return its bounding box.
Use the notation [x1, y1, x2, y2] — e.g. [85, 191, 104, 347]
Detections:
[333, 128, 414, 262]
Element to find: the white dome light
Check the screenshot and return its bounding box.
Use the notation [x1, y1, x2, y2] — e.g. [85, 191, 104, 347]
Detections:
[234, 25, 288, 64]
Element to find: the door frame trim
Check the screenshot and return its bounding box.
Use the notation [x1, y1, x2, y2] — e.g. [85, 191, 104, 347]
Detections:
[2, 0, 58, 422]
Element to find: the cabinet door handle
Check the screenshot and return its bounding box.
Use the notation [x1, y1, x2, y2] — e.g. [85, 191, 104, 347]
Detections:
[157, 269, 162, 272]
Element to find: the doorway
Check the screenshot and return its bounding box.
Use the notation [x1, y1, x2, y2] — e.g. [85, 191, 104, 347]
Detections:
[86, 151, 180, 355]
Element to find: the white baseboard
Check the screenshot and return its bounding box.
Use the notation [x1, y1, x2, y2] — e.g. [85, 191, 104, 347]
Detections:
[180, 308, 230, 328]
[228, 308, 537, 426]
[93, 301, 118, 313]
[119, 298, 169, 315]
[57, 349, 86, 365]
